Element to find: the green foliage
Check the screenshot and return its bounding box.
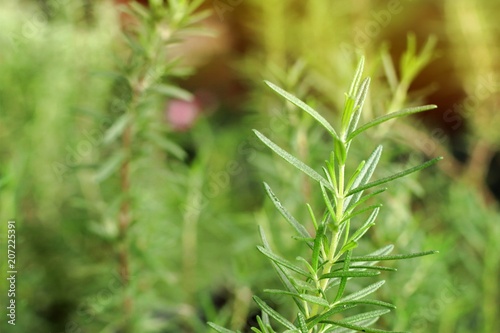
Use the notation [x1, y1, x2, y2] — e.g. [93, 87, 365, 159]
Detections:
[210, 58, 440, 333]
[84, 1, 211, 331]
[0, 1, 214, 332]
[2, 1, 499, 332]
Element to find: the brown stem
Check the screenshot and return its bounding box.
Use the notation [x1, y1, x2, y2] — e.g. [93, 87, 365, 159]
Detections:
[119, 124, 132, 330]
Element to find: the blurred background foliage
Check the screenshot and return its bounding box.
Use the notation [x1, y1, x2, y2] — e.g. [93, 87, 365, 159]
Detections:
[0, 0, 499, 332]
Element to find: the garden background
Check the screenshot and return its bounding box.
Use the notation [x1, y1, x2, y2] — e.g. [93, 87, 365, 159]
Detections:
[0, 0, 499, 332]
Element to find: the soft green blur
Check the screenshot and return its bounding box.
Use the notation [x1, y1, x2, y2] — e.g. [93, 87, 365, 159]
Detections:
[1, 1, 499, 332]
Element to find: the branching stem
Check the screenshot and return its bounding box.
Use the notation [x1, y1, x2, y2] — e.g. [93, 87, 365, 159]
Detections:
[119, 123, 132, 332]
[309, 162, 346, 327]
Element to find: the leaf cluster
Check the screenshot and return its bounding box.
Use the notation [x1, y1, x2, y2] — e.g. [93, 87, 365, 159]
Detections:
[210, 58, 440, 333]
[92, 0, 210, 185]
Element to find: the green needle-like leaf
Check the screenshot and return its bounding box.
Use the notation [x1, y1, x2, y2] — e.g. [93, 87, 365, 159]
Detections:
[343, 145, 383, 211]
[307, 204, 319, 229]
[341, 95, 356, 135]
[257, 246, 309, 277]
[297, 312, 308, 333]
[345, 160, 366, 192]
[306, 304, 358, 328]
[103, 113, 132, 144]
[347, 104, 438, 141]
[264, 289, 299, 298]
[334, 250, 352, 301]
[320, 270, 380, 279]
[340, 240, 358, 253]
[254, 130, 333, 191]
[346, 309, 390, 322]
[334, 139, 347, 165]
[312, 223, 326, 271]
[150, 83, 193, 100]
[255, 316, 270, 333]
[208, 322, 239, 333]
[345, 188, 387, 214]
[327, 318, 379, 333]
[349, 207, 379, 243]
[348, 57, 365, 97]
[323, 166, 338, 194]
[299, 294, 329, 307]
[146, 131, 187, 160]
[297, 256, 316, 276]
[344, 250, 438, 263]
[290, 277, 317, 292]
[347, 157, 443, 196]
[347, 77, 371, 137]
[348, 265, 397, 272]
[324, 320, 409, 333]
[321, 184, 337, 224]
[259, 227, 305, 313]
[253, 296, 297, 330]
[264, 81, 341, 141]
[264, 183, 311, 239]
[335, 299, 396, 311]
[338, 280, 385, 302]
[324, 309, 390, 327]
[94, 151, 126, 182]
[326, 153, 338, 189]
[340, 204, 381, 224]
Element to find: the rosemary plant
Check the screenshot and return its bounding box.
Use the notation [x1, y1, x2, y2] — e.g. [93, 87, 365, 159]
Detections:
[91, 1, 208, 331]
[209, 58, 441, 333]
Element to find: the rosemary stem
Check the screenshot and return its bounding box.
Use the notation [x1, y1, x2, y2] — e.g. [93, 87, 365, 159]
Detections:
[310, 163, 346, 323]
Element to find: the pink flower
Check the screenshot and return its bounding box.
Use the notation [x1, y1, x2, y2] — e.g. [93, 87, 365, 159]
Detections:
[166, 99, 201, 131]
